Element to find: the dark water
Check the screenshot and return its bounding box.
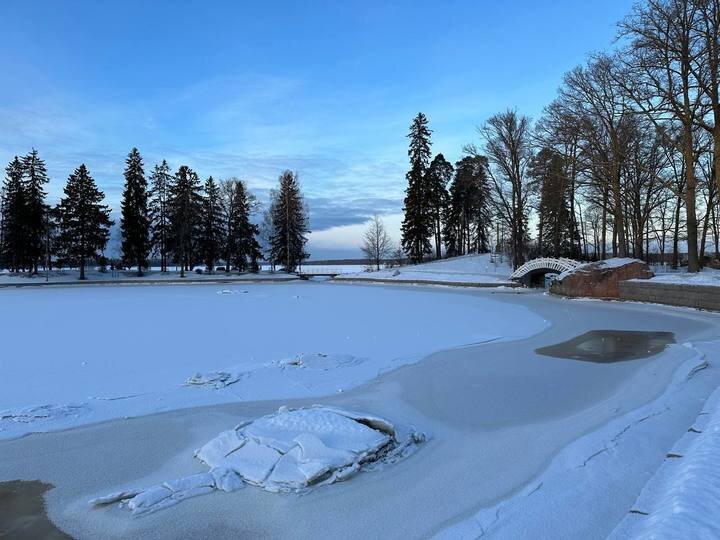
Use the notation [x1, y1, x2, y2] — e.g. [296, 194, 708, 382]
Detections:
[0, 480, 72, 539]
[535, 330, 676, 363]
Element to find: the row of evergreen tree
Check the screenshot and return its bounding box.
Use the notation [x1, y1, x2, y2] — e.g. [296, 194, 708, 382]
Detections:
[0, 149, 310, 278]
[401, 113, 492, 264]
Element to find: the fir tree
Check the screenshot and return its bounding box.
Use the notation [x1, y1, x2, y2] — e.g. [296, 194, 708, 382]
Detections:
[425, 154, 453, 259]
[167, 165, 202, 277]
[120, 148, 150, 276]
[443, 155, 492, 256]
[227, 180, 261, 272]
[21, 149, 50, 273]
[401, 113, 433, 263]
[1, 157, 27, 272]
[200, 176, 224, 272]
[269, 170, 309, 272]
[149, 160, 173, 272]
[56, 164, 113, 280]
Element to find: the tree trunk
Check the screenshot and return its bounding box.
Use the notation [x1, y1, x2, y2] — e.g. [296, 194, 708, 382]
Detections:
[683, 134, 700, 272]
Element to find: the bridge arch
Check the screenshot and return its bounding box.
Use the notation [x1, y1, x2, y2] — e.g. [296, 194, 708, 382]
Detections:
[510, 257, 583, 287]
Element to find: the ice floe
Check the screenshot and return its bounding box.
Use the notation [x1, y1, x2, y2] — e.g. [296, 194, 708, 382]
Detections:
[91, 405, 424, 515]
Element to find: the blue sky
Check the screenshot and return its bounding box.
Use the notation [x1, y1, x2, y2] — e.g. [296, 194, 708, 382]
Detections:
[0, 1, 633, 259]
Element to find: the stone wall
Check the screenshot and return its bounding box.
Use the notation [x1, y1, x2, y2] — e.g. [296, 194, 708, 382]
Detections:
[551, 259, 653, 299]
[619, 281, 720, 311]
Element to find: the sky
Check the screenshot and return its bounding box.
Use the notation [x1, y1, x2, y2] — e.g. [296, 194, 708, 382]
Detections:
[0, 0, 635, 259]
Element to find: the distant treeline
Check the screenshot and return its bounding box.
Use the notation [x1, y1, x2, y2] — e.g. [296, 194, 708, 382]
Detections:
[0, 148, 309, 279]
[401, 0, 720, 272]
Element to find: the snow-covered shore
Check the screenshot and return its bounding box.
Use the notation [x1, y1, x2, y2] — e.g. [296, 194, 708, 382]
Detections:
[336, 253, 514, 286]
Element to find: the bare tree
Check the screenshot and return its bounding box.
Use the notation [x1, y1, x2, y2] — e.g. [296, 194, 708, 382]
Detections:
[474, 110, 533, 269]
[361, 215, 392, 271]
[618, 0, 706, 270]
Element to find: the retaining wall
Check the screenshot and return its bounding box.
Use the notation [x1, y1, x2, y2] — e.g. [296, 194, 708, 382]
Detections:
[619, 280, 720, 311]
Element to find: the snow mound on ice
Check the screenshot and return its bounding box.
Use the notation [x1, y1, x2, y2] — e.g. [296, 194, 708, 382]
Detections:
[91, 405, 424, 515]
[185, 371, 244, 389]
[0, 403, 89, 424]
[610, 385, 720, 539]
[186, 353, 366, 390]
[274, 352, 365, 370]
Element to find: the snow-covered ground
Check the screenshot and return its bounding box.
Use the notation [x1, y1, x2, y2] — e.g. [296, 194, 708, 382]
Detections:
[336, 253, 513, 285]
[0, 282, 546, 439]
[645, 266, 720, 287]
[0, 267, 297, 285]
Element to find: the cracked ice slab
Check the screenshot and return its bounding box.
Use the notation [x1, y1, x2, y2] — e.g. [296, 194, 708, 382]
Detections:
[91, 405, 422, 515]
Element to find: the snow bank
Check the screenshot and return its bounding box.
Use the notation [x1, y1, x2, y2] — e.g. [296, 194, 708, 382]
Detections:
[336, 253, 513, 285]
[91, 406, 424, 515]
[610, 385, 720, 539]
[644, 267, 720, 287]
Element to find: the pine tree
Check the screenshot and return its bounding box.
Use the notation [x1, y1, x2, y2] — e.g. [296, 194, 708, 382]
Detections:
[425, 154, 453, 259]
[120, 148, 150, 276]
[167, 165, 202, 277]
[227, 180, 261, 272]
[56, 164, 113, 280]
[200, 176, 224, 272]
[21, 149, 50, 273]
[401, 113, 433, 263]
[1, 157, 27, 272]
[269, 170, 309, 272]
[149, 160, 173, 272]
[443, 156, 492, 256]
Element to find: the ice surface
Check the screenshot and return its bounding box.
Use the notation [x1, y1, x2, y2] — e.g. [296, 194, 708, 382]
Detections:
[1, 283, 546, 439]
[92, 406, 423, 515]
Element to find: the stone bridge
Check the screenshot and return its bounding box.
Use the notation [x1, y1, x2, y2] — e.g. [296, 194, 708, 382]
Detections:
[510, 257, 584, 287]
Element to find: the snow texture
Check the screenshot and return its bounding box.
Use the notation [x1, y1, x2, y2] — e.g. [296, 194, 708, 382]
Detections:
[0, 283, 546, 439]
[610, 384, 720, 539]
[336, 253, 513, 285]
[643, 267, 720, 287]
[91, 406, 423, 515]
[556, 257, 646, 281]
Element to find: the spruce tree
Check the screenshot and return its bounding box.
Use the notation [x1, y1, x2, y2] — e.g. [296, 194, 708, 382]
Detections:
[443, 156, 492, 256]
[120, 148, 150, 276]
[56, 164, 113, 280]
[21, 149, 50, 274]
[269, 170, 309, 272]
[149, 160, 172, 272]
[167, 165, 202, 277]
[227, 180, 261, 272]
[200, 176, 224, 272]
[425, 154, 453, 259]
[401, 113, 433, 263]
[1, 157, 27, 272]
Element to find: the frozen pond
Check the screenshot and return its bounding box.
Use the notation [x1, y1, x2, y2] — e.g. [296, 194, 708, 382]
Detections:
[0, 282, 719, 539]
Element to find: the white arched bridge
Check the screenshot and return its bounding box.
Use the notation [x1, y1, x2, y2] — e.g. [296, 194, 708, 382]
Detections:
[510, 257, 584, 287]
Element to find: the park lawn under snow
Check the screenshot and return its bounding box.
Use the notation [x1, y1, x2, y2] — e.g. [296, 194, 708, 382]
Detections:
[336, 253, 513, 285]
[0, 282, 547, 439]
[644, 266, 720, 287]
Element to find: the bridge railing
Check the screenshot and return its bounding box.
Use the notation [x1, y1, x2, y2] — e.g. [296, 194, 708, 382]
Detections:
[509, 257, 584, 280]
